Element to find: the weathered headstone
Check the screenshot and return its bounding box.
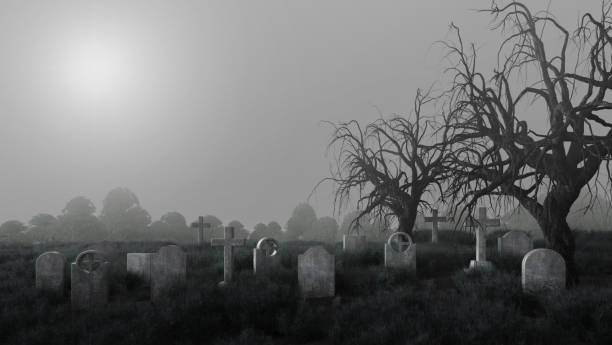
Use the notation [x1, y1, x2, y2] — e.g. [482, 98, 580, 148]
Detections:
[253, 237, 281, 276]
[384, 232, 416, 275]
[298, 246, 335, 298]
[468, 207, 500, 270]
[211, 226, 246, 286]
[151, 245, 186, 300]
[498, 230, 533, 257]
[36, 251, 66, 294]
[190, 216, 211, 245]
[127, 253, 156, 283]
[71, 250, 110, 310]
[424, 209, 447, 244]
[522, 248, 566, 294]
[343, 235, 367, 253]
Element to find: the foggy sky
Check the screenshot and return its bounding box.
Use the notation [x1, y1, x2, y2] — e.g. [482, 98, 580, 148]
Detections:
[0, 0, 592, 229]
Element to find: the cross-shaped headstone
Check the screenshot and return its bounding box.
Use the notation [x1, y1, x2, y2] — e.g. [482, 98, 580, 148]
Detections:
[190, 216, 211, 245]
[468, 207, 500, 264]
[211, 226, 246, 285]
[424, 209, 447, 243]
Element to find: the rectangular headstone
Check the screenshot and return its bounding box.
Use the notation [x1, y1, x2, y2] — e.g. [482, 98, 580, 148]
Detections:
[127, 253, 156, 283]
[522, 248, 566, 294]
[384, 232, 416, 276]
[71, 250, 110, 311]
[343, 235, 367, 253]
[498, 230, 533, 257]
[151, 245, 187, 300]
[298, 246, 335, 298]
[36, 251, 66, 295]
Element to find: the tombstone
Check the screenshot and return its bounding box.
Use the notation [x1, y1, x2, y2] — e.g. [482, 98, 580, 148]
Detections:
[71, 250, 110, 310]
[36, 251, 66, 294]
[151, 245, 186, 300]
[498, 230, 533, 257]
[126, 253, 156, 283]
[522, 248, 566, 294]
[211, 226, 246, 286]
[253, 237, 281, 276]
[424, 209, 447, 244]
[468, 207, 500, 270]
[298, 246, 335, 298]
[342, 235, 367, 253]
[384, 232, 416, 275]
[190, 216, 211, 245]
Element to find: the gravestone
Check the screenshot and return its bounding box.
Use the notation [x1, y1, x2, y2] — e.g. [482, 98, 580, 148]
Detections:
[151, 245, 186, 300]
[253, 237, 281, 276]
[127, 253, 156, 283]
[342, 235, 367, 253]
[384, 232, 416, 275]
[298, 246, 335, 298]
[191, 216, 211, 245]
[522, 248, 566, 294]
[498, 230, 533, 257]
[211, 226, 246, 286]
[424, 209, 447, 244]
[71, 250, 110, 310]
[468, 207, 500, 270]
[36, 251, 66, 294]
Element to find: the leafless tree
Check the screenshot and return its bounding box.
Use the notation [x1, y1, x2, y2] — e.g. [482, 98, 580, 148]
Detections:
[444, 1, 612, 285]
[323, 90, 451, 236]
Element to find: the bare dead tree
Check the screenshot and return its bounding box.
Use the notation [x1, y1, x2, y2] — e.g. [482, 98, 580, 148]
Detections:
[444, 1, 612, 285]
[322, 90, 451, 236]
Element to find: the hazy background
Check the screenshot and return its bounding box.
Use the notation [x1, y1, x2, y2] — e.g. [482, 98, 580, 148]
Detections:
[0, 0, 593, 228]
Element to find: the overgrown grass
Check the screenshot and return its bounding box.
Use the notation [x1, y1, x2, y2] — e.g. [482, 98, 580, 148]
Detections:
[1, 231, 611, 344]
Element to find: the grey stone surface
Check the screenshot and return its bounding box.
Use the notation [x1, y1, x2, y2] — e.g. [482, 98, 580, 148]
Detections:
[71, 250, 110, 310]
[253, 237, 281, 276]
[342, 235, 367, 253]
[191, 216, 211, 245]
[211, 226, 246, 285]
[298, 246, 335, 298]
[498, 230, 533, 257]
[151, 245, 186, 300]
[424, 209, 447, 244]
[384, 232, 416, 275]
[36, 251, 66, 294]
[522, 248, 566, 294]
[467, 207, 500, 269]
[127, 253, 156, 283]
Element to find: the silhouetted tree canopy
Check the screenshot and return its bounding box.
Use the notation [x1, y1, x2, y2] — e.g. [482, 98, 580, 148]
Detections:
[285, 203, 317, 240]
[58, 196, 107, 241]
[100, 188, 151, 240]
[303, 216, 338, 243]
[0, 220, 26, 241]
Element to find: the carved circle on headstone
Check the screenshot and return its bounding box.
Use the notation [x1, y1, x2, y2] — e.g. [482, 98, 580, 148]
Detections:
[256, 237, 279, 257]
[387, 232, 413, 253]
[76, 250, 106, 273]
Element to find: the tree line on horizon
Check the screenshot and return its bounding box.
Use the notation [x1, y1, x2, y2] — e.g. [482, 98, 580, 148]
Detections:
[0, 187, 391, 244]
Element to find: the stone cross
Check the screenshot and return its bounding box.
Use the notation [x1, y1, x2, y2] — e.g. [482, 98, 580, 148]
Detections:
[468, 207, 500, 269]
[384, 232, 416, 274]
[424, 209, 447, 243]
[211, 226, 246, 286]
[191, 216, 211, 245]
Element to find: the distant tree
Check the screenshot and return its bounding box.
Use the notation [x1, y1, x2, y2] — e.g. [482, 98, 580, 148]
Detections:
[58, 196, 107, 241]
[304, 216, 338, 243]
[339, 211, 388, 242]
[100, 188, 151, 240]
[250, 221, 284, 242]
[286, 203, 317, 240]
[199, 214, 224, 239]
[267, 221, 284, 240]
[0, 220, 27, 241]
[26, 213, 59, 243]
[149, 212, 190, 242]
[227, 220, 249, 239]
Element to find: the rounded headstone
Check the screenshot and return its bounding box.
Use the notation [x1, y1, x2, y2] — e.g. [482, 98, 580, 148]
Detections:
[36, 251, 66, 294]
[498, 230, 533, 257]
[298, 246, 335, 298]
[522, 248, 566, 294]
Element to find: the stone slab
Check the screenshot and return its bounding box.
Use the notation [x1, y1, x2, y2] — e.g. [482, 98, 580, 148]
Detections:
[498, 230, 533, 257]
[298, 246, 335, 298]
[151, 245, 186, 300]
[36, 251, 66, 294]
[522, 248, 566, 294]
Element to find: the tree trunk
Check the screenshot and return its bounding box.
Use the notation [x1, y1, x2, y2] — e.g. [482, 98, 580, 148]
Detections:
[397, 202, 418, 236]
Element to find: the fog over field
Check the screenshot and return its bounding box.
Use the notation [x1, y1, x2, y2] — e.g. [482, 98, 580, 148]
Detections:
[0, 0, 597, 228]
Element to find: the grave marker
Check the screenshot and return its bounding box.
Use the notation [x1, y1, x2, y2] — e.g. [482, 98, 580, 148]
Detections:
[36, 251, 66, 295]
[384, 232, 416, 275]
[127, 253, 156, 283]
[522, 248, 566, 294]
[71, 250, 109, 310]
[211, 226, 246, 286]
[498, 230, 533, 257]
[342, 234, 367, 253]
[191, 216, 211, 245]
[253, 237, 281, 276]
[298, 246, 335, 298]
[468, 207, 500, 270]
[424, 209, 447, 243]
[151, 245, 186, 300]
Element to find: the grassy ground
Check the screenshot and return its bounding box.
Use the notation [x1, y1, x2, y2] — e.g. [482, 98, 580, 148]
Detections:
[1, 230, 611, 345]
